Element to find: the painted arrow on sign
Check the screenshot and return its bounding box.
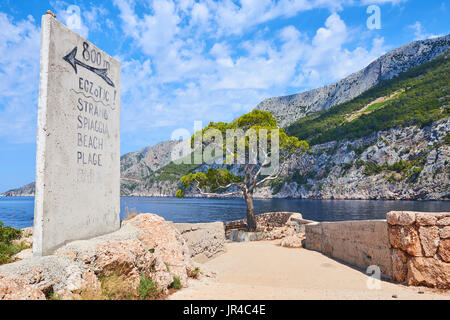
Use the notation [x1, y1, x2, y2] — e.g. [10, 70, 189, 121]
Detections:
[63, 47, 115, 88]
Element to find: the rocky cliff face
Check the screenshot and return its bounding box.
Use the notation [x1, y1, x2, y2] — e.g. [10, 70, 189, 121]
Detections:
[121, 140, 180, 180]
[254, 119, 450, 200]
[256, 35, 450, 127]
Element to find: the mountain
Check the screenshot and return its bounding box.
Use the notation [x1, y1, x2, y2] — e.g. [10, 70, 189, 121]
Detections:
[0, 182, 35, 197]
[286, 49, 450, 145]
[4, 36, 449, 200]
[256, 34, 450, 127]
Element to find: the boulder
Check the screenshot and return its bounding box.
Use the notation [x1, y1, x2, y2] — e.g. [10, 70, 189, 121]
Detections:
[229, 230, 267, 242]
[418, 226, 440, 257]
[406, 257, 450, 289]
[0, 255, 95, 299]
[124, 214, 193, 288]
[437, 217, 450, 226]
[391, 249, 408, 283]
[0, 213, 196, 299]
[174, 222, 226, 262]
[0, 275, 45, 300]
[12, 227, 33, 247]
[94, 239, 154, 289]
[438, 239, 450, 263]
[440, 226, 450, 239]
[386, 211, 416, 226]
[388, 225, 422, 256]
[415, 213, 438, 226]
[11, 248, 32, 261]
[280, 234, 306, 248]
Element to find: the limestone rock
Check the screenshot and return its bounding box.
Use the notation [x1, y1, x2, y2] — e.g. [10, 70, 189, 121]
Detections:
[437, 217, 450, 226]
[229, 230, 267, 242]
[438, 239, 450, 263]
[280, 234, 306, 248]
[0, 276, 45, 300]
[391, 249, 408, 283]
[11, 248, 32, 262]
[389, 225, 422, 256]
[12, 227, 34, 247]
[125, 214, 192, 288]
[94, 239, 154, 289]
[174, 222, 226, 262]
[418, 226, 440, 257]
[440, 226, 450, 239]
[0, 255, 98, 299]
[386, 211, 416, 226]
[416, 213, 438, 226]
[406, 257, 450, 289]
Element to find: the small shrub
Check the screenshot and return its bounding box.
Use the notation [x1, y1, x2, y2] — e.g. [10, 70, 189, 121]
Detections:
[138, 275, 159, 300]
[188, 267, 200, 279]
[0, 222, 24, 265]
[363, 162, 383, 175]
[444, 133, 450, 145]
[0, 222, 22, 244]
[170, 276, 182, 290]
[165, 262, 170, 272]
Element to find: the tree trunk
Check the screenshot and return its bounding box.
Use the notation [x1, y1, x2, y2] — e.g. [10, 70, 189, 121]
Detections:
[244, 192, 257, 231]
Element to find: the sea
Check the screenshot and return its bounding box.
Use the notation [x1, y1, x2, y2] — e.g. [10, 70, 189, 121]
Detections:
[0, 196, 449, 229]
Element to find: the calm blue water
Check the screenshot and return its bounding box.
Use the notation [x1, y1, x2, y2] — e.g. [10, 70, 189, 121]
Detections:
[0, 197, 450, 228]
[1, 196, 449, 229]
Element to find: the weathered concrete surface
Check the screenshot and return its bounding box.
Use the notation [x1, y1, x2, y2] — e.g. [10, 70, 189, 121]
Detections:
[174, 222, 226, 262]
[305, 220, 392, 279]
[33, 14, 121, 255]
[387, 211, 450, 289]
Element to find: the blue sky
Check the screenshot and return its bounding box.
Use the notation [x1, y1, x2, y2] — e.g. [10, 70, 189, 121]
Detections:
[0, 0, 448, 192]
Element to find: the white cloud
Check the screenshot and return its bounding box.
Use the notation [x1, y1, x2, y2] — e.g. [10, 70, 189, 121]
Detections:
[0, 0, 401, 146]
[112, 1, 389, 144]
[409, 21, 442, 41]
[51, 1, 110, 39]
[360, 0, 407, 5]
[191, 2, 210, 25]
[295, 13, 387, 87]
[0, 13, 40, 143]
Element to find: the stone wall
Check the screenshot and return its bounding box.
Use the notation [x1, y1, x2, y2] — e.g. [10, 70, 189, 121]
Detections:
[387, 211, 450, 289]
[224, 212, 299, 232]
[304, 211, 450, 289]
[304, 220, 393, 279]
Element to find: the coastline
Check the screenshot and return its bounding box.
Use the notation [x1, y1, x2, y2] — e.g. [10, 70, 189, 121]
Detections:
[1, 194, 449, 201]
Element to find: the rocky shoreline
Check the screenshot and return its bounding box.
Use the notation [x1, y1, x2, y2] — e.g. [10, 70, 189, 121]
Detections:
[0, 212, 306, 300]
[1, 211, 449, 299]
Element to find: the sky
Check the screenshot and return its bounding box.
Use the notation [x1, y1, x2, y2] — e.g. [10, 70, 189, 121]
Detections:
[0, 0, 448, 192]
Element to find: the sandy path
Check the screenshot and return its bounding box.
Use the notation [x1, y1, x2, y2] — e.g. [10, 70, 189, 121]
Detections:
[171, 240, 450, 300]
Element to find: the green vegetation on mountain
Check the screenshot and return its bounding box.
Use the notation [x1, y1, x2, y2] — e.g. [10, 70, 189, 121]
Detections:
[285, 50, 450, 145]
[148, 161, 200, 183]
